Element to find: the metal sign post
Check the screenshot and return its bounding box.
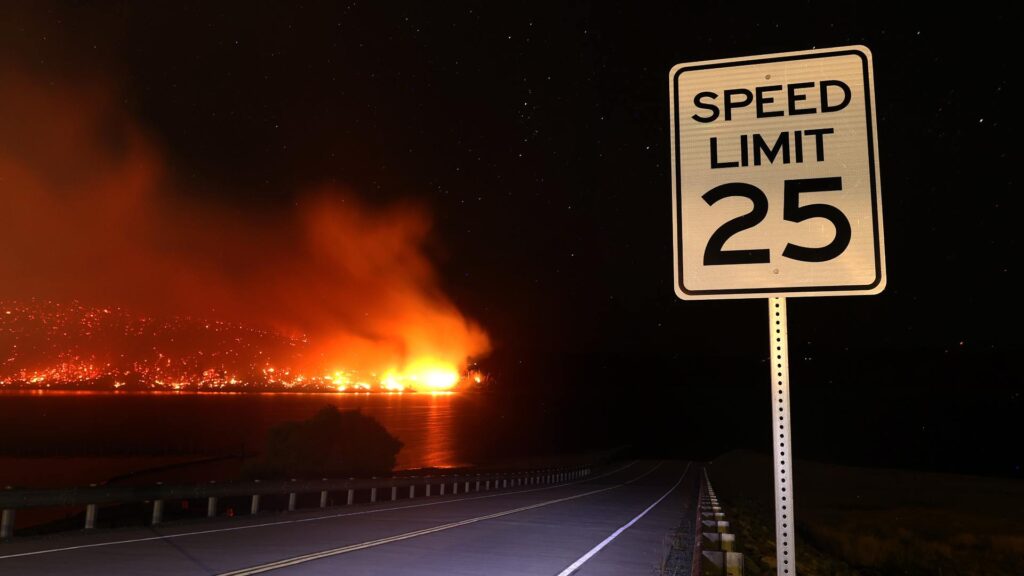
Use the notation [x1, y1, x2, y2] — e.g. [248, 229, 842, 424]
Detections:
[668, 46, 887, 576]
[769, 297, 794, 575]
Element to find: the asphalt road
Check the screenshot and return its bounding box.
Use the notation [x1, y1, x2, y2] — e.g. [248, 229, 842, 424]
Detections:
[0, 460, 698, 575]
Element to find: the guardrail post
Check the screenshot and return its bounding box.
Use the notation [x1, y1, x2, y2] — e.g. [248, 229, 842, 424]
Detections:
[84, 504, 97, 529]
[409, 485, 415, 499]
[288, 492, 297, 512]
[440, 483, 446, 496]
[207, 496, 218, 518]
[250, 494, 260, 515]
[320, 490, 328, 508]
[1, 509, 15, 539]
[151, 500, 163, 525]
[484, 480, 490, 490]
[370, 487, 377, 503]
[453, 481, 459, 495]
[347, 489, 354, 505]
[475, 480, 480, 492]
[391, 486, 397, 501]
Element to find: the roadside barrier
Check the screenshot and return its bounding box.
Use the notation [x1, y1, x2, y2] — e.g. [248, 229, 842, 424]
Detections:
[0, 464, 596, 539]
[698, 469, 744, 576]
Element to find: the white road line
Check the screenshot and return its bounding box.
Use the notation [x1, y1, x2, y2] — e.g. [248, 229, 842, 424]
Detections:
[0, 461, 637, 561]
[218, 462, 666, 576]
[554, 462, 691, 576]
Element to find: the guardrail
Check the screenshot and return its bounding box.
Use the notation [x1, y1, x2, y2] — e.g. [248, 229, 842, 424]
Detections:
[0, 464, 594, 539]
[698, 469, 744, 576]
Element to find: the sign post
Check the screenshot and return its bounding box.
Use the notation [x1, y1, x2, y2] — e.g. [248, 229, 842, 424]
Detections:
[769, 297, 794, 573]
[669, 46, 885, 575]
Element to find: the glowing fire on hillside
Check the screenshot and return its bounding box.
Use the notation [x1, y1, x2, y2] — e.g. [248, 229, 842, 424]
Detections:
[0, 67, 490, 390]
[0, 301, 484, 393]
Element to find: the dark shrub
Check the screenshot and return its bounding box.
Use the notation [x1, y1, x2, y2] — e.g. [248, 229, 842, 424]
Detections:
[245, 406, 403, 479]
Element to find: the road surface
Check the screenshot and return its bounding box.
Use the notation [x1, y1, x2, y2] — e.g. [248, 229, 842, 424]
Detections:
[0, 460, 698, 575]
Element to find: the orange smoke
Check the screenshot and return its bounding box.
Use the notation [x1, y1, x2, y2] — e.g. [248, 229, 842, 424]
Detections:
[0, 67, 489, 390]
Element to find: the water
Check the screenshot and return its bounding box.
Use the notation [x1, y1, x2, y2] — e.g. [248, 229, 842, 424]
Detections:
[0, 391, 475, 472]
[0, 388, 664, 489]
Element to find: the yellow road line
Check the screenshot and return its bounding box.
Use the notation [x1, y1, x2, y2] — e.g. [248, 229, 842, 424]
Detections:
[219, 462, 667, 575]
[0, 462, 635, 561]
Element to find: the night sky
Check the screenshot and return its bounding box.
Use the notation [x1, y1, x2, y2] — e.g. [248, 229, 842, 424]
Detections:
[3, 4, 1019, 474]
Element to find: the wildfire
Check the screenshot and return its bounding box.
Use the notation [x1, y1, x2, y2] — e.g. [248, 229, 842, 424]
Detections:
[0, 300, 483, 393]
[0, 68, 491, 396]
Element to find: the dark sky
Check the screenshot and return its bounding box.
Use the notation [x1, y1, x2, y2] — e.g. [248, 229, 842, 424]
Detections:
[4, 3, 1020, 472]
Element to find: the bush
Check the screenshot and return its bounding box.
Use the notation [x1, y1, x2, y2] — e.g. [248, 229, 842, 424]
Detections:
[244, 406, 403, 479]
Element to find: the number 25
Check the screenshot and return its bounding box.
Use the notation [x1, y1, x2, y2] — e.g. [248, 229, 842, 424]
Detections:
[702, 177, 852, 265]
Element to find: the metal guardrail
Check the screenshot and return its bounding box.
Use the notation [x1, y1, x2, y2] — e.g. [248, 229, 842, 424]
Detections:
[0, 464, 594, 539]
[698, 470, 744, 576]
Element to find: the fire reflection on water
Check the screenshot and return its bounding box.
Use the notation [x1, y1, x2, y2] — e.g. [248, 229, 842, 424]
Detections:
[0, 391, 470, 480]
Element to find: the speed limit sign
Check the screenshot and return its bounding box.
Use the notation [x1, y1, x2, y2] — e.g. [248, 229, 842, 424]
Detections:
[670, 45, 885, 299]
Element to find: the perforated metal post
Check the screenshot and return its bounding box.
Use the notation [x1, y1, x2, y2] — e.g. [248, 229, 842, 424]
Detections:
[770, 297, 795, 575]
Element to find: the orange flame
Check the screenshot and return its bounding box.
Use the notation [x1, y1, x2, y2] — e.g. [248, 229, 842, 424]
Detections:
[0, 64, 489, 390]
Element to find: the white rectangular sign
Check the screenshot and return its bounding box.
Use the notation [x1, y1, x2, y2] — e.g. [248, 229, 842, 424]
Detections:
[670, 46, 885, 300]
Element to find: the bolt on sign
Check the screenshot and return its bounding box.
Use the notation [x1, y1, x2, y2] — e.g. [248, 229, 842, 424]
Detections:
[670, 45, 885, 299]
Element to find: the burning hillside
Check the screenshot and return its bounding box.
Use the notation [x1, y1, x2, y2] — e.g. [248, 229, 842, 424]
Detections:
[0, 60, 489, 388]
[0, 300, 483, 392]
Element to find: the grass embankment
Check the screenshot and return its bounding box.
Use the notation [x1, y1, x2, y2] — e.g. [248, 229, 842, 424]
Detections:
[707, 451, 1024, 576]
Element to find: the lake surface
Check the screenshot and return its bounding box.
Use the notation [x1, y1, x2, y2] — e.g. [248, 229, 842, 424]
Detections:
[0, 391, 476, 471]
[0, 388, 670, 489]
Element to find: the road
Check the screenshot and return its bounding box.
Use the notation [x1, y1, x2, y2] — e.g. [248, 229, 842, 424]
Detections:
[0, 460, 698, 575]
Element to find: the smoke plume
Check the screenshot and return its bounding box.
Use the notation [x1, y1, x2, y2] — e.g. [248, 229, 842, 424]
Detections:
[0, 66, 489, 376]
